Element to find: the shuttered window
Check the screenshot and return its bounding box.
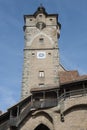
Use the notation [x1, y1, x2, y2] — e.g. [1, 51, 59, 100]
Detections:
[39, 71, 45, 78]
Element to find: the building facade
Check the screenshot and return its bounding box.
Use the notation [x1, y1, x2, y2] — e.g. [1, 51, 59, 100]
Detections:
[21, 6, 61, 99]
[0, 6, 87, 130]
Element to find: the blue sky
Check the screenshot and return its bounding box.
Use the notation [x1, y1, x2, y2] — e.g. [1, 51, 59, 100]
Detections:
[0, 0, 87, 112]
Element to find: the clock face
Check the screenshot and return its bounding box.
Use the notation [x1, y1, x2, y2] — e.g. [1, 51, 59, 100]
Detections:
[37, 52, 46, 59]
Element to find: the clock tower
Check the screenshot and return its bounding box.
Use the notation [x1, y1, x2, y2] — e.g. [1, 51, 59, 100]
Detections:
[1, 6, 87, 130]
[21, 6, 61, 99]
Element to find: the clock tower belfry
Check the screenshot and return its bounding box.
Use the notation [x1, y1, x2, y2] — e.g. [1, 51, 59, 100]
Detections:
[21, 6, 61, 99]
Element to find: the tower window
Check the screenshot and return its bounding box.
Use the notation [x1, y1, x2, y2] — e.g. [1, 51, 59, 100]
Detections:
[39, 83, 44, 87]
[39, 14, 42, 17]
[48, 52, 51, 55]
[32, 52, 35, 56]
[50, 18, 53, 21]
[30, 19, 32, 21]
[39, 71, 45, 78]
[39, 38, 44, 43]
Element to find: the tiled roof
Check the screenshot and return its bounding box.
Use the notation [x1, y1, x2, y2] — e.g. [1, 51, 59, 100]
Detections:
[59, 70, 87, 84]
[30, 70, 87, 93]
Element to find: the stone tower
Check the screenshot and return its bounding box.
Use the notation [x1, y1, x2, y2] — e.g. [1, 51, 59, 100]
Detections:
[0, 6, 87, 130]
[21, 6, 61, 99]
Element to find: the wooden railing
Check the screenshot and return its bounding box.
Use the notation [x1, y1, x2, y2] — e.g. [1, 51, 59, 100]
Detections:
[10, 88, 87, 126]
[58, 88, 87, 103]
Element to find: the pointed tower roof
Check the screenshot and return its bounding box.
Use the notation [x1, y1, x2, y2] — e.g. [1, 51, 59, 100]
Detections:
[33, 5, 48, 16]
[24, 5, 61, 29]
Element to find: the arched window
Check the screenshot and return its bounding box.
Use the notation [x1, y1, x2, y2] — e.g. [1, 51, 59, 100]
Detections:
[34, 124, 50, 130]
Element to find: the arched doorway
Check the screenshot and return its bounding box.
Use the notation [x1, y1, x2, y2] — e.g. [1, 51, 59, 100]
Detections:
[34, 124, 50, 130]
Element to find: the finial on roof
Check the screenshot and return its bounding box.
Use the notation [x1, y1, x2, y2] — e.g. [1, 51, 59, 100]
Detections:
[38, 4, 45, 11]
[33, 5, 47, 17]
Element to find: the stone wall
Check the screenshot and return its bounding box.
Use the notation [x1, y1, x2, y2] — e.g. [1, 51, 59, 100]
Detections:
[21, 12, 60, 99]
[19, 95, 87, 130]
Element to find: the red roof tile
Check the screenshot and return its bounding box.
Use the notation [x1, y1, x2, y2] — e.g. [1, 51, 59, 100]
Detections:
[59, 70, 87, 84]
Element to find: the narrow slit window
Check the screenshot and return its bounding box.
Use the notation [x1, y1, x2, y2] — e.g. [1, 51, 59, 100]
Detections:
[50, 18, 53, 21]
[39, 38, 44, 43]
[30, 19, 32, 21]
[48, 52, 51, 55]
[39, 83, 44, 87]
[39, 14, 42, 17]
[32, 53, 35, 56]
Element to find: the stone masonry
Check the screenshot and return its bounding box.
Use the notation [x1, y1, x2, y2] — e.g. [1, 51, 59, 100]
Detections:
[0, 6, 87, 130]
[21, 6, 61, 99]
